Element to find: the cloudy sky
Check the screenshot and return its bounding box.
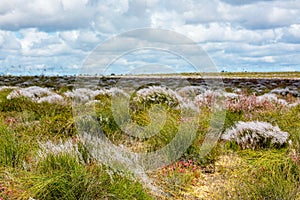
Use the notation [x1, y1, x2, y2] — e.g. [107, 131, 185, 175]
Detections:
[1, 0, 300, 75]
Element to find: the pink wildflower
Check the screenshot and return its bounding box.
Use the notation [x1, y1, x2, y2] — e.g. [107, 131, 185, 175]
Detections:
[5, 117, 17, 126]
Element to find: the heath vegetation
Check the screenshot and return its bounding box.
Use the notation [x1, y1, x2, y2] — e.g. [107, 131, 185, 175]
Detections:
[0, 74, 299, 199]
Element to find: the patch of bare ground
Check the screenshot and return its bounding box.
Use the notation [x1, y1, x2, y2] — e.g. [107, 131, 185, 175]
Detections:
[188, 154, 243, 199]
[149, 153, 244, 200]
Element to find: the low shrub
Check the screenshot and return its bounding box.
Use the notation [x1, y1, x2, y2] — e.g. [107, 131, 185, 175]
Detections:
[222, 121, 289, 149]
[7, 86, 64, 104]
[131, 86, 182, 113]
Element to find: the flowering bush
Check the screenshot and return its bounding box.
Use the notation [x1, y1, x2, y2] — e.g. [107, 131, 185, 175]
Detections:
[194, 90, 218, 108]
[193, 90, 291, 113]
[64, 87, 129, 103]
[64, 88, 104, 103]
[38, 137, 90, 164]
[7, 86, 64, 104]
[193, 90, 237, 111]
[225, 93, 288, 113]
[221, 121, 289, 149]
[133, 86, 182, 107]
[176, 85, 207, 99]
[131, 86, 183, 113]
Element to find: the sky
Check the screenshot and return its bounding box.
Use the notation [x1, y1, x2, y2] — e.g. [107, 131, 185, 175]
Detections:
[1, 0, 300, 75]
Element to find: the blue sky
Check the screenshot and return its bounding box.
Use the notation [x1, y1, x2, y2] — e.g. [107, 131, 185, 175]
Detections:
[0, 0, 300, 75]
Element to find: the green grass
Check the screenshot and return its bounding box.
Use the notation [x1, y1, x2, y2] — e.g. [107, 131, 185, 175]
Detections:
[227, 149, 300, 200]
[23, 153, 152, 200]
[0, 90, 153, 199]
[0, 82, 299, 199]
[0, 126, 32, 169]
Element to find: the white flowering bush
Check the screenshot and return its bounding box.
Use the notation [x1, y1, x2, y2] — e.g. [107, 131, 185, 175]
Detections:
[194, 90, 236, 109]
[38, 138, 90, 165]
[131, 86, 182, 111]
[64, 87, 129, 103]
[176, 85, 207, 99]
[64, 88, 103, 102]
[221, 121, 289, 149]
[7, 86, 64, 104]
[38, 139, 78, 158]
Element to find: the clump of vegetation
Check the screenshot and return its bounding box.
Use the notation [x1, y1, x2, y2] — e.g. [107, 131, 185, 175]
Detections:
[216, 149, 300, 200]
[222, 121, 289, 149]
[24, 152, 152, 200]
[130, 85, 182, 113]
[0, 77, 300, 199]
[151, 159, 201, 197]
[0, 126, 31, 168]
[7, 86, 64, 104]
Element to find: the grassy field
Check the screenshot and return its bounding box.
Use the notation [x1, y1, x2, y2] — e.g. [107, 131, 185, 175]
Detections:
[0, 74, 299, 199]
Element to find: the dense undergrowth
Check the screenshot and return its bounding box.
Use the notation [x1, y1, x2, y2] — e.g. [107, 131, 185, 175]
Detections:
[0, 84, 299, 199]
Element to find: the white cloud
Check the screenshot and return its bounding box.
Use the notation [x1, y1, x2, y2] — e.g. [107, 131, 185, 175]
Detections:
[151, 11, 185, 28]
[19, 29, 49, 53]
[1, 0, 300, 74]
[0, 0, 92, 31]
[217, 1, 300, 29]
[0, 30, 20, 50]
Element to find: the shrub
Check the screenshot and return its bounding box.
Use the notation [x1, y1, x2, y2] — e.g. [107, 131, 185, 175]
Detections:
[225, 93, 288, 113]
[221, 121, 289, 149]
[131, 86, 182, 113]
[176, 85, 207, 99]
[64, 87, 128, 103]
[7, 86, 64, 104]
